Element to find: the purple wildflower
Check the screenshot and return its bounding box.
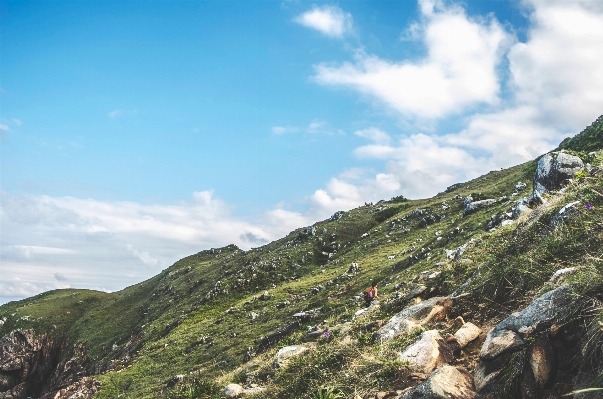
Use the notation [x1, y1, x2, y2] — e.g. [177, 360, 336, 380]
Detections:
[323, 331, 331, 338]
[586, 203, 593, 210]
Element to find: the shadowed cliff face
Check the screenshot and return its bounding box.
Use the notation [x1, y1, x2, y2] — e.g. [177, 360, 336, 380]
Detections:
[0, 330, 96, 398]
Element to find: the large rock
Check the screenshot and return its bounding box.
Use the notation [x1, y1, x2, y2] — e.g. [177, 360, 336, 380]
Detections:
[480, 285, 573, 360]
[273, 344, 312, 368]
[401, 365, 476, 399]
[533, 152, 584, 194]
[374, 297, 453, 343]
[399, 330, 454, 374]
[549, 201, 581, 227]
[463, 199, 497, 216]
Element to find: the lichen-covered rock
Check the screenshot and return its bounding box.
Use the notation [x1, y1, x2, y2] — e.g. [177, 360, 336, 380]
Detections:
[533, 152, 584, 194]
[549, 201, 581, 227]
[399, 330, 454, 374]
[374, 297, 453, 343]
[401, 365, 476, 399]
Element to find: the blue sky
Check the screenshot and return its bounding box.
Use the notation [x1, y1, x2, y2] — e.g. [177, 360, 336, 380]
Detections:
[2, 0, 603, 303]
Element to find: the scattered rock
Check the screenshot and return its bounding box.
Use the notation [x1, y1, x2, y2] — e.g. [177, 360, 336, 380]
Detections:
[330, 211, 344, 221]
[511, 198, 531, 219]
[348, 262, 360, 273]
[533, 152, 584, 195]
[516, 181, 527, 191]
[354, 300, 380, 319]
[454, 322, 482, 348]
[405, 285, 427, 300]
[374, 297, 453, 342]
[224, 383, 245, 397]
[464, 199, 497, 216]
[273, 344, 312, 368]
[445, 244, 468, 261]
[549, 267, 577, 283]
[549, 201, 581, 227]
[401, 365, 476, 399]
[399, 330, 454, 374]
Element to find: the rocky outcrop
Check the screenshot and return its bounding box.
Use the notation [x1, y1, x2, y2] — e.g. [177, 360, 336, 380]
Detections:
[549, 201, 581, 227]
[480, 285, 573, 360]
[0, 330, 62, 398]
[39, 377, 100, 399]
[401, 365, 476, 399]
[533, 152, 584, 195]
[374, 297, 453, 343]
[399, 330, 453, 374]
[476, 286, 573, 393]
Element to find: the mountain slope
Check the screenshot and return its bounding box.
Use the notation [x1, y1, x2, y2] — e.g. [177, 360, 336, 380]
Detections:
[1, 115, 602, 399]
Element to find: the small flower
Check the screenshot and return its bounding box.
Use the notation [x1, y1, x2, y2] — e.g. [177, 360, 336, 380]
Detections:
[586, 203, 593, 210]
[323, 331, 331, 338]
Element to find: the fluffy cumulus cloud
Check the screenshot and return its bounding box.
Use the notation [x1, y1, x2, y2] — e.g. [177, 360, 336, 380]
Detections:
[294, 5, 353, 38]
[307, 0, 603, 203]
[314, 0, 513, 119]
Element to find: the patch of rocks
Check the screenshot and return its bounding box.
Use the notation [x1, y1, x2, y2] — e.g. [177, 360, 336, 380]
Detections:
[374, 297, 453, 342]
[401, 365, 476, 399]
[463, 199, 497, 216]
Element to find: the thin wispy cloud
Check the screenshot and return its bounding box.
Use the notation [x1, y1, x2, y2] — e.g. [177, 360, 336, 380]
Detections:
[294, 5, 353, 38]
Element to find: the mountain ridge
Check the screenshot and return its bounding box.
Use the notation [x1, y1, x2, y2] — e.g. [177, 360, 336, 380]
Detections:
[1, 115, 602, 399]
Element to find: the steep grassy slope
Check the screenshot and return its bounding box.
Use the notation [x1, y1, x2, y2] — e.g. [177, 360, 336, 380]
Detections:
[1, 116, 602, 398]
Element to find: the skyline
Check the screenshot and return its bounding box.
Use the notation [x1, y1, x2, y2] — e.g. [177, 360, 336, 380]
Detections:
[2, 0, 603, 303]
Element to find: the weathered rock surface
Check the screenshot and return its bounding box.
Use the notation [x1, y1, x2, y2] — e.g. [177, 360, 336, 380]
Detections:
[401, 365, 476, 399]
[454, 323, 482, 348]
[399, 330, 453, 374]
[533, 152, 584, 194]
[354, 300, 380, 319]
[224, 383, 245, 397]
[528, 336, 557, 389]
[39, 377, 101, 399]
[374, 297, 453, 343]
[463, 199, 497, 216]
[511, 198, 531, 219]
[549, 201, 581, 227]
[273, 344, 312, 368]
[480, 285, 573, 360]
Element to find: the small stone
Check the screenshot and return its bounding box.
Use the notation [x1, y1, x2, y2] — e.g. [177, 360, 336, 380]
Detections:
[224, 383, 245, 397]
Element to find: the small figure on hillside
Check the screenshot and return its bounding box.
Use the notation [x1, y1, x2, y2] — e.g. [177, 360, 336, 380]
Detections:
[363, 281, 380, 307]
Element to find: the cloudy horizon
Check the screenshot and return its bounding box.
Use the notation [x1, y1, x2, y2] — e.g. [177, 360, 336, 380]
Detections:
[2, 0, 602, 303]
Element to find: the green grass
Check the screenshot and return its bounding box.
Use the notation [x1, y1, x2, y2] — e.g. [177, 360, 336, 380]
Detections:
[2, 130, 602, 398]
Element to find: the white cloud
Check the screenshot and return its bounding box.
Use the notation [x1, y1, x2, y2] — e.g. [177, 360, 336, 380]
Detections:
[0, 124, 9, 131]
[108, 109, 122, 118]
[354, 127, 391, 145]
[294, 5, 353, 38]
[272, 125, 299, 135]
[314, 0, 513, 119]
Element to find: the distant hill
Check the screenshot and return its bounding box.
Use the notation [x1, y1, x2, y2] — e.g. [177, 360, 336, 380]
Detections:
[1, 115, 602, 399]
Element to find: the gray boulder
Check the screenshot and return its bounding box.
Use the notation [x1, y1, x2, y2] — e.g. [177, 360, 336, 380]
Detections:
[480, 285, 573, 360]
[399, 330, 454, 374]
[533, 152, 584, 194]
[374, 297, 453, 343]
[511, 198, 530, 219]
[401, 365, 476, 399]
[463, 199, 497, 216]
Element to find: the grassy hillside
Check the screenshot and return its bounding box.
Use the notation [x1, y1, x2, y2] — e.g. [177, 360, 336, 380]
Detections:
[1, 116, 602, 399]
